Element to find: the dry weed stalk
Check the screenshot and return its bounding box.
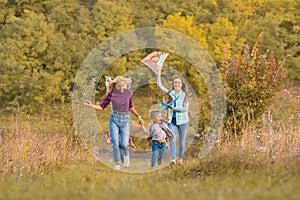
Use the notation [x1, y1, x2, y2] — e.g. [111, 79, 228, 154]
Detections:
[213, 122, 300, 167]
[0, 113, 87, 176]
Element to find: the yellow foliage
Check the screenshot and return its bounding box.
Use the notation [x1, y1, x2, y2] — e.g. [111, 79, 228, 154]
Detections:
[160, 12, 208, 49]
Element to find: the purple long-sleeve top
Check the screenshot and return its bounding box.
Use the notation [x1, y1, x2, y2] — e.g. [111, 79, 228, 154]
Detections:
[99, 88, 133, 112]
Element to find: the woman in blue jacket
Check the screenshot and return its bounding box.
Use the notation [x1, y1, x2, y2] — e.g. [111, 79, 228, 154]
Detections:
[156, 69, 189, 165]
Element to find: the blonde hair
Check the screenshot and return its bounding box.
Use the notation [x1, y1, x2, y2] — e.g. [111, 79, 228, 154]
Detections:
[149, 109, 160, 120]
[107, 76, 132, 93]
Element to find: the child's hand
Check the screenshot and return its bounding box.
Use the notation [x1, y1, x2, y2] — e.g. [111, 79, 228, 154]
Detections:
[142, 126, 147, 134]
[105, 133, 111, 144]
[138, 117, 144, 126]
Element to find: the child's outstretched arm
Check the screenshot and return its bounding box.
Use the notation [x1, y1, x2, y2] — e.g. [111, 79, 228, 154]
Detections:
[105, 133, 111, 144]
[129, 137, 136, 149]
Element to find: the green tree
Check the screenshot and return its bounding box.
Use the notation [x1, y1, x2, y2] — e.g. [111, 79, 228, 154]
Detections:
[238, 0, 300, 81]
[161, 12, 208, 49]
[0, 0, 135, 112]
[203, 17, 246, 67]
[0, 9, 62, 112]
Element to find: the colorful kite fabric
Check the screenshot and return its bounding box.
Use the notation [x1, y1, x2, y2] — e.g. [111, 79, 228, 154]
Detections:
[141, 51, 169, 74]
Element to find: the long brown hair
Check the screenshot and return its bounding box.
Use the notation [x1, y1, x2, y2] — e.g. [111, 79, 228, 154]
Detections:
[171, 76, 189, 103]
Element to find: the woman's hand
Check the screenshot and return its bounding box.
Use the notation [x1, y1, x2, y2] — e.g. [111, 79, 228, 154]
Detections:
[83, 100, 94, 108]
[138, 116, 144, 127]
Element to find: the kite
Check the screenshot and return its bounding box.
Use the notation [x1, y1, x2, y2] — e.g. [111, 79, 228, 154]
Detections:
[140, 51, 170, 74]
[141, 50, 177, 114]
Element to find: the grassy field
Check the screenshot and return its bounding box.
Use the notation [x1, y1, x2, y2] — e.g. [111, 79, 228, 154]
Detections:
[0, 154, 299, 200]
[1, 113, 299, 200]
[1, 85, 300, 200]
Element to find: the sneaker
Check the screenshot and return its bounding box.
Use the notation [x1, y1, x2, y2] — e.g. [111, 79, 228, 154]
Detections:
[158, 159, 162, 165]
[170, 159, 176, 165]
[114, 164, 121, 170]
[123, 155, 130, 167]
[176, 158, 183, 165]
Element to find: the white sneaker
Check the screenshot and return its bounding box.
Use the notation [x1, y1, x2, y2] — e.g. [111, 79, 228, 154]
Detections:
[114, 164, 121, 170]
[170, 159, 176, 165]
[123, 155, 130, 167]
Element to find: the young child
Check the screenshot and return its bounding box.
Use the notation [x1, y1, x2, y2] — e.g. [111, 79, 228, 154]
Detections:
[144, 110, 174, 167]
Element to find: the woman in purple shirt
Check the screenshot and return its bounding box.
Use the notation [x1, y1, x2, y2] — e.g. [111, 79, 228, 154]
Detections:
[84, 76, 144, 170]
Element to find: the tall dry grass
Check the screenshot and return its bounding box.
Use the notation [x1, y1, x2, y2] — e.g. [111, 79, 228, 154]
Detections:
[1, 110, 299, 177]
[206, 122, 300, 171]
[188, 83, 300, 174]
[242, 125, 298, 160]
[0, 112, 87, 176]
[179, 122, 300, 181]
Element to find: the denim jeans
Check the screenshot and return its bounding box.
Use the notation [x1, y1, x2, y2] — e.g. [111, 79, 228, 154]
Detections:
[168, 122, 189, 159]
[120, 144, 130, 163]
[109, 113, 130, 163]
[151, 141, 166, 167]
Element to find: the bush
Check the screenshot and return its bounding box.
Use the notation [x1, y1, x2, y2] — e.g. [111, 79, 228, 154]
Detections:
[221, 32, 286, 136]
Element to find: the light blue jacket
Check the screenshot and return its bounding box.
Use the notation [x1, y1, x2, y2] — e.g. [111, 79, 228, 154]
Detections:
[168, 90, 189, 125]
[156, 74, 189, 125]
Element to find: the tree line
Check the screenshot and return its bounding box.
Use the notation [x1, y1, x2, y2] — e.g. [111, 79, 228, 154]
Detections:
[0, 0, 297, 133]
